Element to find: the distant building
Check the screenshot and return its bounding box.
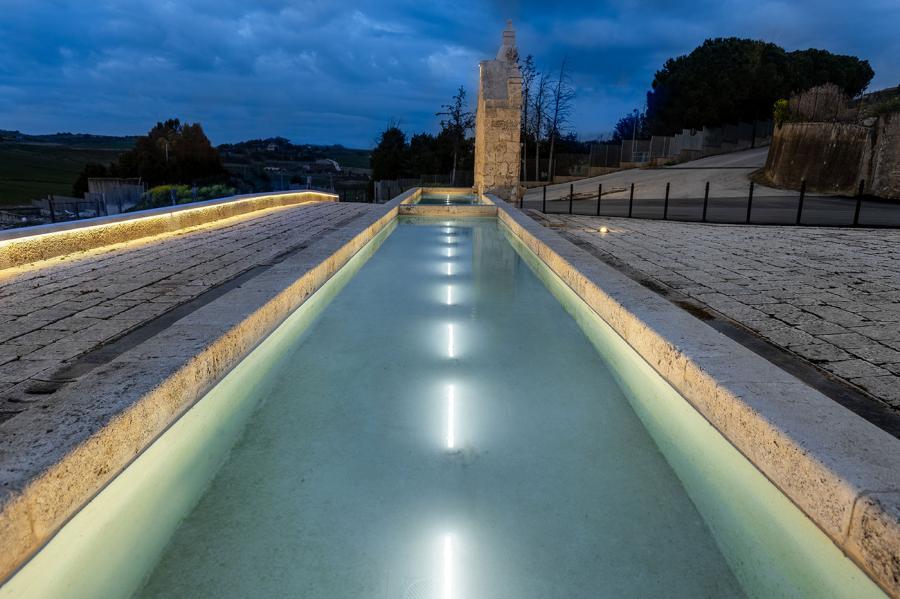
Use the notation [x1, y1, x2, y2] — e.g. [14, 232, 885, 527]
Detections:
[267, 143, 278, 152]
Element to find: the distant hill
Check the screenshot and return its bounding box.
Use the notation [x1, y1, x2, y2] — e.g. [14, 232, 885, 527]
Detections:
[218, 137, 371, 170]
[0, 130, 138, 150]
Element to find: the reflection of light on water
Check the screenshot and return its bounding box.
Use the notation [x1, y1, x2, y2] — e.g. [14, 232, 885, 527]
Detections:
[446, 285, 453, 306]
[446, 246, 453, 258]
[442, 534, 454, 599]
[446, 385, 456, 449]
[446, 262, 452, 276]
[447, 324, 455, 358]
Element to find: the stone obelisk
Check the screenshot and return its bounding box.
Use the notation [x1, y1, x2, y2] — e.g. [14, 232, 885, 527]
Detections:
[473, 21, 522, 203]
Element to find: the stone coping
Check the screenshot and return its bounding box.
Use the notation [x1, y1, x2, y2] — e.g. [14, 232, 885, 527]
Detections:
[1, 189, 898, 595]
[394, 186, 479, 205]
[488, 194, 900, 597]
[398, 204, 497, 217]
[0, 190, 337, 270]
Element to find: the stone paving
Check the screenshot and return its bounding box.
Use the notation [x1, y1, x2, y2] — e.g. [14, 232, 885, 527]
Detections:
[0, 201, 373, 417]
[532, 212, 900, 411]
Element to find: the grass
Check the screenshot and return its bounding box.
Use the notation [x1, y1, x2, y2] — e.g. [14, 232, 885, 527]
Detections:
[0, 143, 126, 206]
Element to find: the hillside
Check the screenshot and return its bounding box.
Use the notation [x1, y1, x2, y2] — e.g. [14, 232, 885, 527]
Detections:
[0, 131, 372, 206]
[0, 132, 136, 205]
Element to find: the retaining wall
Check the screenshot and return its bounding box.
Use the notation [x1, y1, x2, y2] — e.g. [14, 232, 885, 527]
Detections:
[764, 116, 900, 199]
[764, 122, 871, 195]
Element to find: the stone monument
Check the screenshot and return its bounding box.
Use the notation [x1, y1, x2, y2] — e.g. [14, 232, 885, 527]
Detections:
[473, 21, 522, 203]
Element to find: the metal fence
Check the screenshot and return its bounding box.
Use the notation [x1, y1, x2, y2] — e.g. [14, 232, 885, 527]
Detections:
[528, 179, 900, 228]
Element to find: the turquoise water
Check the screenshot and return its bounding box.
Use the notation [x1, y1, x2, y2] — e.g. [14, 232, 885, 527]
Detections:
[1, 218, 883, 598]
[416, 193, 480, 205]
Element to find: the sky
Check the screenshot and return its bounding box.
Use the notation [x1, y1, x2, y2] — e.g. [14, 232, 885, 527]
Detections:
[1, 0, 898, 148]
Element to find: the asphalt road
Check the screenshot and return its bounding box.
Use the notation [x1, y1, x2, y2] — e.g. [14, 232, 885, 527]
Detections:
[523, 148, 900, 227]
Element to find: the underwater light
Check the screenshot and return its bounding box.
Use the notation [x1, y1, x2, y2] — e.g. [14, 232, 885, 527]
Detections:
[447, 385, 456, 449]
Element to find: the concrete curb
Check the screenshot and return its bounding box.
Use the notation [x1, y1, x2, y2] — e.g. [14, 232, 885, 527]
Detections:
[490, 195, 900, 597]
[0, 190, 338, 270]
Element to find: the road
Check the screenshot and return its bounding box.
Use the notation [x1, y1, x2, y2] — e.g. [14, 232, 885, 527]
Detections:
[523, 148, 900, 227]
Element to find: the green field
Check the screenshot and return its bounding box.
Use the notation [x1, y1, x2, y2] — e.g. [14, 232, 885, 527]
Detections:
[0, 143, 128, 206]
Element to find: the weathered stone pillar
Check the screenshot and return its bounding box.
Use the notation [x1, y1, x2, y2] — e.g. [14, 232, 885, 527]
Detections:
[473, 21, 522, 203]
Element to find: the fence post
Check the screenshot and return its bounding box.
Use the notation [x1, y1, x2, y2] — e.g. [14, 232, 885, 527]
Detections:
[596, 183, 602, 216]
[542, 185, 547, 213]
[568, 183, 574, 214]
[628, 183, 634, 217]
[746, 181, 754, 224]
[74, 201, 80, 220]
[853, 179, 865, 226]
[96, 198, 102, 217]
[702, 182, 709, 222]
[796, 179, 806, 225]
[48, 195, 56, 223]
[663, 182, 670, 220]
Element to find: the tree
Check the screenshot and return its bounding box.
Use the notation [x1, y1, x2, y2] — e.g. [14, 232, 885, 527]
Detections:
[407, 133, 441, 178]
[112, 119, 225, 186]
[645, 38, 874, 134]
[71, 162, 109, 197]
[436, 86, 475, 185]
[611, 110, 650, 142]
[72, 119, 225, 193]
[519, 54, 537, 181]
[370, 124, 407, 181]
[546, 57, 575, 181]
[788, 49, 874, 98]
[531, 73, 550, 181]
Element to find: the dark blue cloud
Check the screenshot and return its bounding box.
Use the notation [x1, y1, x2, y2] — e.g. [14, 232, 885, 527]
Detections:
[1, 0, 896, 147]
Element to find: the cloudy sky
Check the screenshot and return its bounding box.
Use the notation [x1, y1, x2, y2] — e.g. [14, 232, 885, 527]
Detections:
[1, 0, 897, 147]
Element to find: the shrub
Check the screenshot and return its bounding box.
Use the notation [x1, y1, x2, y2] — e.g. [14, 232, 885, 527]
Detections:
[773, 99, 791, 127]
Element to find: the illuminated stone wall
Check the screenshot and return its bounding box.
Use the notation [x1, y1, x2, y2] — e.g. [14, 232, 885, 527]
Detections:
[473, 21, 522, 203]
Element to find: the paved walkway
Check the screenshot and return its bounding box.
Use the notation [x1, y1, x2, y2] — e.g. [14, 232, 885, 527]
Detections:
[532, 212, 900, 411]
[0, 201, 374, 418]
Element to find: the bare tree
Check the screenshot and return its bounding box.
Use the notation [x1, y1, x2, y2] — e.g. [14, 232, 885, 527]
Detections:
[531, 72, 550, 182]
[436, 86, 476, 185]
[519, 55, 536, 181]
[546, 57, 575, 182]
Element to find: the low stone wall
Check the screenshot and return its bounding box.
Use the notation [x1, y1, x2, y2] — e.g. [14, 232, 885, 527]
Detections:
[0, 195, 401, 584]
[492, 195, 900, 596]
[764, 122, 871, 195]
[0, 190, 337, 270]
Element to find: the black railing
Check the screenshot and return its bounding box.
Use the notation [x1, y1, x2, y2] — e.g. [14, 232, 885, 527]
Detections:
[530, 179, 900, 228]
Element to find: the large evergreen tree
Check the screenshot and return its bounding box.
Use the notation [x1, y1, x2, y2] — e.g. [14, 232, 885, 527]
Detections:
[645, 38, 873, 133]
[370, 125, 408, 180]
